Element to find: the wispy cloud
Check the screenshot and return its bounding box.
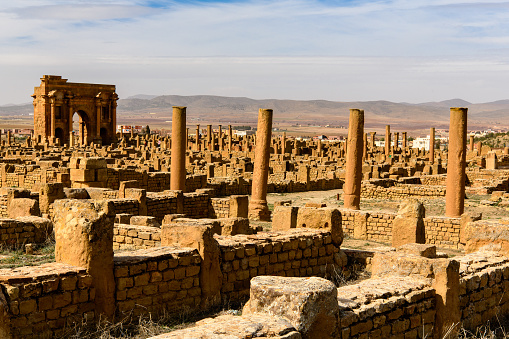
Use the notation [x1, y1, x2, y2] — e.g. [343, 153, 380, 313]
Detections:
[1, 0, 509, 104]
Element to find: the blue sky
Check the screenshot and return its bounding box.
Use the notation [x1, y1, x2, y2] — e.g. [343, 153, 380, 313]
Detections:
[1, 0, 509, 105]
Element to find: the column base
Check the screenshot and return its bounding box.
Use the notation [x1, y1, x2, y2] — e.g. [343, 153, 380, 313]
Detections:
[343, 194, 360, 210]
[248, 199, 271, 221]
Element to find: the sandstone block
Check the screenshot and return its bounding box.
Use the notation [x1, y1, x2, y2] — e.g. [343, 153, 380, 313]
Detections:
[296, 207, 343, 246]
[243, 276, 340, 339]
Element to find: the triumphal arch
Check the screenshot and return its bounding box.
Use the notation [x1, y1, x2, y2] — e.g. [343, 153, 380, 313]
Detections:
[32, 75, 118, 146]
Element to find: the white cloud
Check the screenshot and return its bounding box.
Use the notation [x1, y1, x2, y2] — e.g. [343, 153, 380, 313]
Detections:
[1, 0, 509, 104]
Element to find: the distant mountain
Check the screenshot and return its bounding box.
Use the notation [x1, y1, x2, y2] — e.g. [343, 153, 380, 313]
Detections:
[419, 99, 472, 108]
[126, 94, 159, 100]
[1, 95, 508, 129]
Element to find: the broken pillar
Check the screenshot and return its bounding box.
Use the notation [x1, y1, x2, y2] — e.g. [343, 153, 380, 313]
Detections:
[248, 109, 273, 221]
[53, 199, 116, 319]
[445, 107, 467, 217]
[344, 109, 364, 210]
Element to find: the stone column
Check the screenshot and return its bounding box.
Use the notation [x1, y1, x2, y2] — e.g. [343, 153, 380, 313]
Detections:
[218, 125, 223, 150]
[429, 127, 435, 164]
[344, 109, 364, 210]
[370, 132, 376, 149]
[207, 124, 212, 150]
[228, 125, 233, 151]
[195, 125, 201, 151]
[96, 104, 101, 137]
[394, 132, 399, 151]
[69, 131, 75, 148]
[50, 103, 56, 138]
[445, 108, 468, 217]
[385, 125, 391, 156]
[469, 135, 474, 151]
[363, 132, 368, 161]
[211, 129, 216, 151]
[7, 131, 12, 146]
[281, 132, 286, 154]
[402, 132, 407, 148]
[170, 106, 187, 191]
[249, 109, 273, 221]
[186, 128, 189, 150]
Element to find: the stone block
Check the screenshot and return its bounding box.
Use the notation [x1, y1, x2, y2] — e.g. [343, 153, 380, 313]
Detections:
[229, 195, 248, 218]
[392, 200, 425, 247]
[218, 217, 250, 236]
[243, 276, 340, 339]
[296, 207, 343, 246]
[70, 168, 95, 182]
[9, 198, 40, 218]
[130, 216, 160, 228]
[272, 206, 298, 231]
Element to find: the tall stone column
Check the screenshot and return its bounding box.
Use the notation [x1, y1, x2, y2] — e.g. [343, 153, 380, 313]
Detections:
[218, 125, 223, 150]
[50, 103, 56, 138]
[370, 132, 376, 149]
[317, 139, 322, 156]
[363, 132, 368, 161]
[195, 125, 200, 151]
[402, 132, 407, 149]
[445, 108, 467, 217]
[211, 130, 216, 151]
[186, 128, 189, 150]
[281, 132, 286, 154]
[228, 125, 233, 151]
[469, 135, 474, 151]
[394, 132, 399, 150]
[344, 109, 364, 210]
[207, 124, 212, 150]
[429, 127, 435, 164]
[249, 109, 273, 221]
[170, 106, 187, 191]
[385, 125, 391, 156]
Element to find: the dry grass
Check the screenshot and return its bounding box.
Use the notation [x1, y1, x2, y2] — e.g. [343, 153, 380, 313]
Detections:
[0, 238, 55, 269]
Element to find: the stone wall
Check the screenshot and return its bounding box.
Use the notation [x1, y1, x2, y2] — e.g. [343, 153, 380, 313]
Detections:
[113, 224, 161, 250]
[340, 209, 462, 249]
[215, 229, 341, 303]
[337, 276, 436, 338]
[457, 251, 509, 331]
[0, 263, 95, 338]
[424, 216, 461, 249]
[361, 182, 446, 199]
[0, 218, 52, 247]
[113, 246, 202, 318]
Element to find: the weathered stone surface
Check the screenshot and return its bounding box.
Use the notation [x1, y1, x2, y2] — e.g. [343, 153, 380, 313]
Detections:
[243, 276, 340, 339]
[8, 198, 39, 218]
[148, 314, 301, 338]
[218, 217, 250, 236]
[391, 200, 425, 247]
[161, 223, 223, 308]
[15, 216, 52, 243]
[397, 243, 436, 258]
[53, 199, 115, 319]
[295, 207, 342, 246]
[272, 205, 298, 231]
[130, 215, 160, 228]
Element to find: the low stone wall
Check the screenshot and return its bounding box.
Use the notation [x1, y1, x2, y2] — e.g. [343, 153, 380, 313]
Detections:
[339, 209, 462, 249]
[0, 263, 95, 338]
[113, 224, 161, 250]
[457, 251, 509, 331]
[110, 199, 140, 215]
[424, 216, 461, 249]
[0, 217, 52, 247]
[183, 193, 209, 218]
[361, 182, 446, 199]
[337, 276, 436, 338]
[209, 198, 229, 218]
[113, 246, 202, 318]
[215, 229, 341, 303]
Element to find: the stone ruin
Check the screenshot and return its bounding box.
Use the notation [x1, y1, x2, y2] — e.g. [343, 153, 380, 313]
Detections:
[0, 79, 509, 337]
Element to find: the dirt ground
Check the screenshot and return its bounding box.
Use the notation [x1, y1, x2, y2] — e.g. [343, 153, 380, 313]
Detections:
[263, 188, 509, 256]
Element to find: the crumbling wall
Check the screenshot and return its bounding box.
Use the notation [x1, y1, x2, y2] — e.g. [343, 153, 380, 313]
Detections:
[0, 263, 95, 338]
